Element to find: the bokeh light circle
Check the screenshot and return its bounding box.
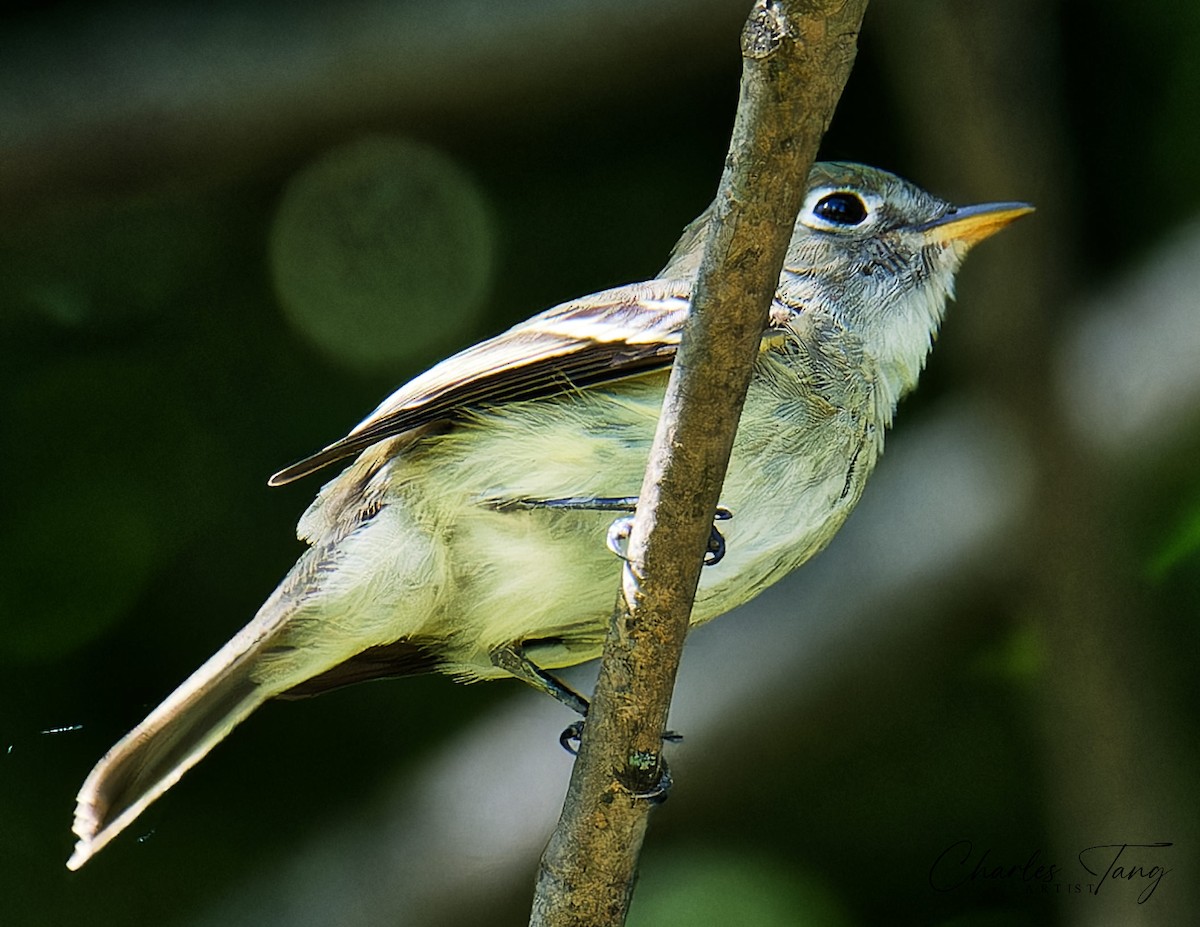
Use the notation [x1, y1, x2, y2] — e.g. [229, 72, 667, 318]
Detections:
[270, 135, 495, 372]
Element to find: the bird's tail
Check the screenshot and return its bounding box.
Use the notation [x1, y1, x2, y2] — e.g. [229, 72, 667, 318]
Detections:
[67, 616, 283, 871]
[67, 506, 432, 870]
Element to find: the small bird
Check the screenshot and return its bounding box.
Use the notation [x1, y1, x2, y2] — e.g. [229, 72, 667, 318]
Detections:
[67, 162, 1031, 869]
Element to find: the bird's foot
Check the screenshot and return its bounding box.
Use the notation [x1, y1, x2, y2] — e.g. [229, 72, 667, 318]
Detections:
[559, 720, 585, 755]
[607, 506, 733, 565]
[705, 507, 733, 565]
[606, 516, 636, 561]
[628, 758, 673, 803]
[558, 719, 683, 756]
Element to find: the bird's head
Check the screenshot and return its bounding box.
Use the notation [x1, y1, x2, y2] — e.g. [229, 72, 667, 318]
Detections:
[783, 162, 1032, 407]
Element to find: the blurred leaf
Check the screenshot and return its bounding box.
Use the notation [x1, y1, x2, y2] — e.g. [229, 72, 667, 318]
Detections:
[969, 622, 1045, 683]
[628, 848, 853, 927]
[1147, 498, 1200, 581]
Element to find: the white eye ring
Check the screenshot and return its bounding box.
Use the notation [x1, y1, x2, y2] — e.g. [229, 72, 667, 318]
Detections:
[801, 187, 883, 232]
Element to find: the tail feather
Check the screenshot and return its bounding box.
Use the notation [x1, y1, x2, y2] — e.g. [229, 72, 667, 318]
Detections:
[67, 630, 273, 870]
[67, 514, 421, 869]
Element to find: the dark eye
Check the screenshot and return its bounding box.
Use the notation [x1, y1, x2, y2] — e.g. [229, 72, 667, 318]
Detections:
[814, 192, 867, 226]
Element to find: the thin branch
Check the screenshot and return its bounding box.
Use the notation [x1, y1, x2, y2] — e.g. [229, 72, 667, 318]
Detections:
[528, 2, 869, 925]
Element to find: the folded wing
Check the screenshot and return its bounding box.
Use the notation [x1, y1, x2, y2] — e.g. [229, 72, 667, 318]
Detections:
[269, 279, 694, 486]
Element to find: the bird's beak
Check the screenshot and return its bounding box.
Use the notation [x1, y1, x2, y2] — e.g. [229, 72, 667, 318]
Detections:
[916, 201, 1035, 247]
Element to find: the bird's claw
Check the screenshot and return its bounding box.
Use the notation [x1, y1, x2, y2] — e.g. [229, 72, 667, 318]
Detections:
[559, 720, 585, 755]
[606, 516, 635, 562]
[559, 720, 682, 757]
[705, 507, 733, 566]
[560, 722, 676, 802]
[607, 507, 733, 566]
[630, 762, 673, 803]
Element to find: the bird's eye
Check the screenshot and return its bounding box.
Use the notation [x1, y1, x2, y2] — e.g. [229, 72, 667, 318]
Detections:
[813, 192, 868, 226]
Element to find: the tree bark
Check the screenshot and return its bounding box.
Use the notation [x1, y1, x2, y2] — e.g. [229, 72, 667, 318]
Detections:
[528, 2, 869, 925]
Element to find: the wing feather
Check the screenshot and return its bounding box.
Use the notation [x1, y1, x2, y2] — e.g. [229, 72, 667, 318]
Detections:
[269, 279, 692, 485]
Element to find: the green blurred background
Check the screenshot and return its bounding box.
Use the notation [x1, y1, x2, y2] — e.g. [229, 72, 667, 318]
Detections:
[2, 1, 1198, 925]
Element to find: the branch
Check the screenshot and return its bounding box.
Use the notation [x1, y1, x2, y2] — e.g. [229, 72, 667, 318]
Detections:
[528, 2, 868, 925]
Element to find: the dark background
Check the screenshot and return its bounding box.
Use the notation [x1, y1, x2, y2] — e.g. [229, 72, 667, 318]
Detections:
[2, 2, 1197, 925]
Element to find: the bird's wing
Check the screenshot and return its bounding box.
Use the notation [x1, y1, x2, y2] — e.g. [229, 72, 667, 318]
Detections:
[269, 278, 694, 486]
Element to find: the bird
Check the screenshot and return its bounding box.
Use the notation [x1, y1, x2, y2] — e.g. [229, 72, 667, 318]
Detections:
[67, 162, 1031, 870]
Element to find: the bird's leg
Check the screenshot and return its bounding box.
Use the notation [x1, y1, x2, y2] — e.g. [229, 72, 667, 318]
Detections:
[508, 495, 641, 513]
[493, 495, 733, 566]
[510, 496, 733, 567]
[489, 644, 682, 761]
[490, 496, 709, 769]
[489, 644, 590, 717]
[488, 644, 594, 754]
